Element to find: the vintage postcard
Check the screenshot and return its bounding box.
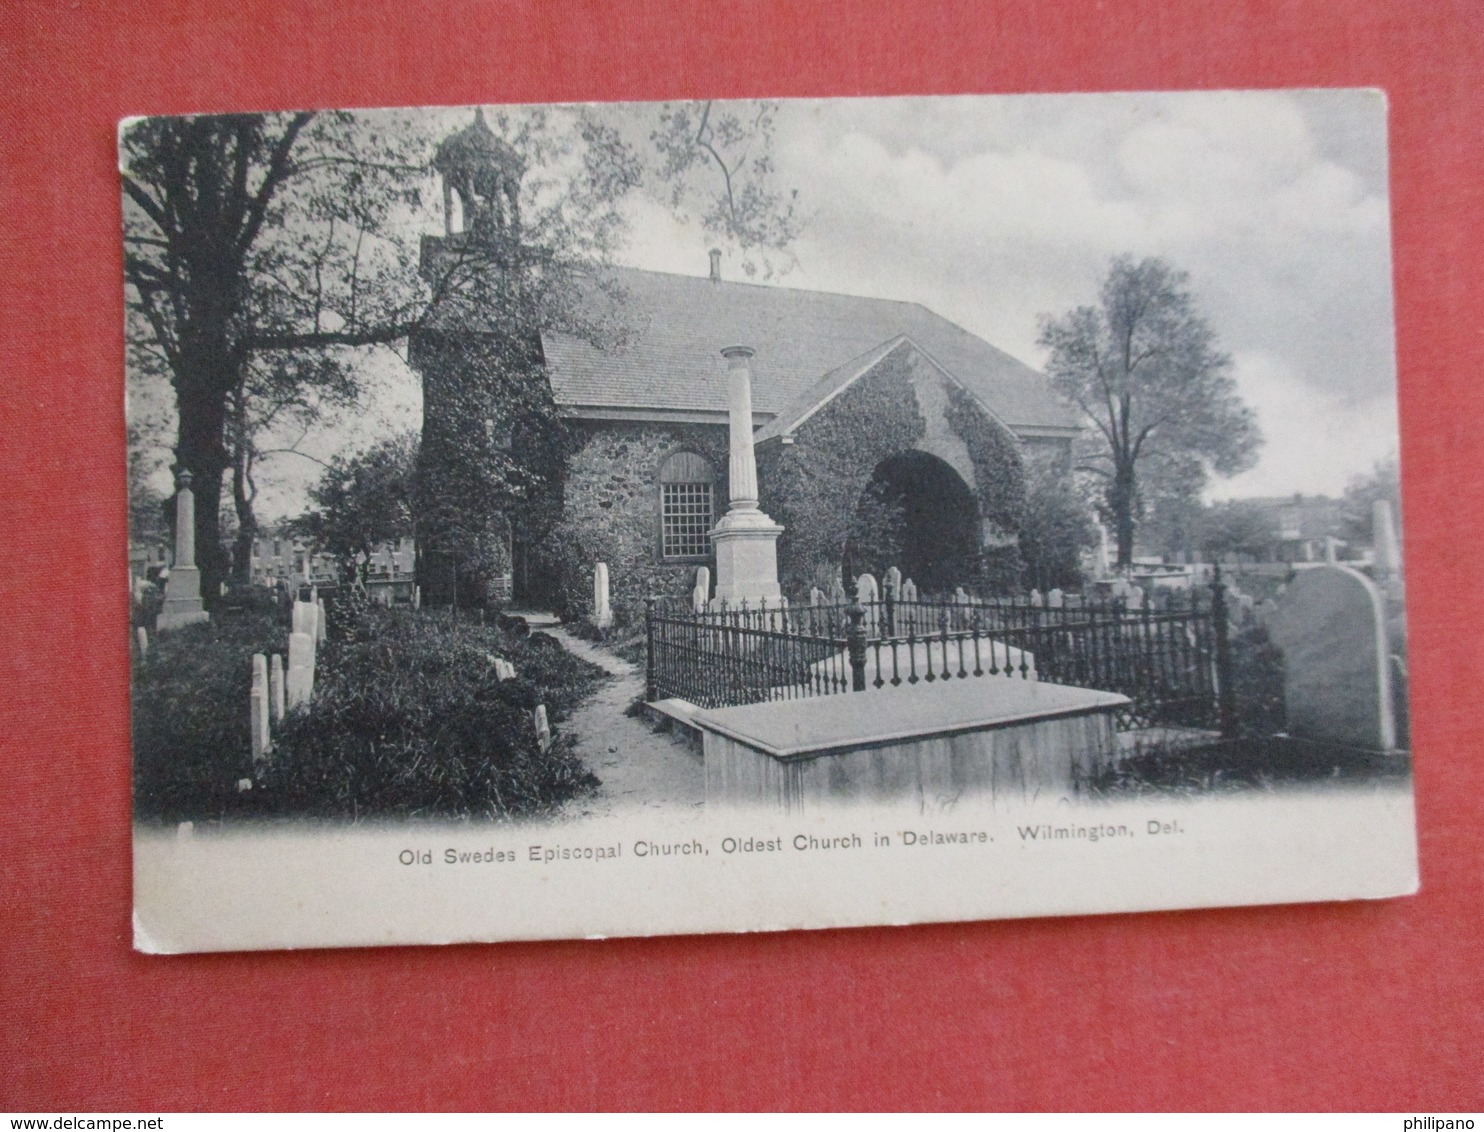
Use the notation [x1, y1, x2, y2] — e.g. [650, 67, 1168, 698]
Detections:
[125, 90, 1416, 953]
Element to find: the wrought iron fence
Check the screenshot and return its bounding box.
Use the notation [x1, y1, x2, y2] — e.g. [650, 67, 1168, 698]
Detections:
[645, 574, 1236, 731]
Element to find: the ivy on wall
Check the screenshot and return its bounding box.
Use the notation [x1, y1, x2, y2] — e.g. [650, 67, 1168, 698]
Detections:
[758, 343, 926, 594]
[413, 330, 574, 606]
[943, 382, 1027, 593]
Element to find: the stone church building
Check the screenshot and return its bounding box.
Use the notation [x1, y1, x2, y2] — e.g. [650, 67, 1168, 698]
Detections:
[413, 113, 1079, 615]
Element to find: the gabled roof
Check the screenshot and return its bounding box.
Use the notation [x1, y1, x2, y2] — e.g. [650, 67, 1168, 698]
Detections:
[752, 334, 1016, 444]
[539, 266, 1079, 433]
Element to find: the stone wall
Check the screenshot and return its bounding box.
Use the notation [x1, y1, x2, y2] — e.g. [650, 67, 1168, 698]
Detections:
[553, 420, 729, 620]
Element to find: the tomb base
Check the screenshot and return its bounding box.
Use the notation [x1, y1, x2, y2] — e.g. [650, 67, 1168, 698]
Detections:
[693, 679, 1128, 812]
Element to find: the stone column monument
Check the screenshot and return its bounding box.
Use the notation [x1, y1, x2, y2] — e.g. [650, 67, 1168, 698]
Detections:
[156, 469, 209, 631]
[710, 346, 784, 605]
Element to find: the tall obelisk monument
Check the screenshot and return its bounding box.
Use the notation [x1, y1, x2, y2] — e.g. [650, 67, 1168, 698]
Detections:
[156, 469, 210, 631]
[710, 346, 784, 605]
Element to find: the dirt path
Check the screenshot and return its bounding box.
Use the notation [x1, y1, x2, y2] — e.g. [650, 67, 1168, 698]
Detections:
[544, 627, 705, 820]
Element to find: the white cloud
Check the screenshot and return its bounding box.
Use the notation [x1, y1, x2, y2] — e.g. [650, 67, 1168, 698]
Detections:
[1212, 351, 1398, 499]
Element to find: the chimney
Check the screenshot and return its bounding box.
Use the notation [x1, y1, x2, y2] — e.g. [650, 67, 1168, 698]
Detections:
[708, 247, 722, 282]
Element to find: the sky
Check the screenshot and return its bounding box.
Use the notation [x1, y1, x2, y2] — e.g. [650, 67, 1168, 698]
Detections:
[622, 89, 1400, 502]
[217, 89, 1400, 520]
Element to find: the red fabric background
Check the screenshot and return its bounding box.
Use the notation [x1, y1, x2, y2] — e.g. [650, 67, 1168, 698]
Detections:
[2, 0, 1481, 1111]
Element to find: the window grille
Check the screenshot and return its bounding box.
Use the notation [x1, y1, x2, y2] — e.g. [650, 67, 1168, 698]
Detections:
[662, 482, 713, 559]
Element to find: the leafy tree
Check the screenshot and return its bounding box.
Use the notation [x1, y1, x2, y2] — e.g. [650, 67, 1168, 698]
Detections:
[1018, 473, 1098, 591]
[291, 432, 418, 586]
[1198, 499, 1273, 563]
[1038, 256, 1262, 569]
[121, 111, 426, 597]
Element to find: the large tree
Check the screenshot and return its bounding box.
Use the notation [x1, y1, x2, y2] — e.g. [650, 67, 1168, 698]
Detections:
[1037, 256, 1262, 569]
[122, 111, 426, 597]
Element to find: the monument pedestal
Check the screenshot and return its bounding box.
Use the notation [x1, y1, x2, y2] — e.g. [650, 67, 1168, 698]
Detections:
[156, 565, 208, 630]
[710, 507, 783, 606]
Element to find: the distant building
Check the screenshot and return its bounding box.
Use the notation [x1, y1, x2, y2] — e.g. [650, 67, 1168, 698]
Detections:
[1242, 495, 1344, 563]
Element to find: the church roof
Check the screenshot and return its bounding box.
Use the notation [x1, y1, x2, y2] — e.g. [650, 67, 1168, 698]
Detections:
[539, 266, 1079, 433]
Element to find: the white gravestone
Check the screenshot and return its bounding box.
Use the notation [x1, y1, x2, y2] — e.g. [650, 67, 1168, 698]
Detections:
[1268, 564, 1396, 751]
[900, 578, 919, 633]
[250, 653, 270, 762]
[692, 566, 710, 614]
[856, 573, 879, 635]
[292, 601, 318, 672]
[1047, 588, 1064, 609]
[286, 631, 315, 710]
[884, 566, 902, 602]
[270, 654, 285, 724]
[136, 626, 148, 658]
[593, 562, 613, 629]
[533, 704, 551, 752]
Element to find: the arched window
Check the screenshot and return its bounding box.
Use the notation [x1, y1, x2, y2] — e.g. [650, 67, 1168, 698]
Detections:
[659, 451, 716, 560]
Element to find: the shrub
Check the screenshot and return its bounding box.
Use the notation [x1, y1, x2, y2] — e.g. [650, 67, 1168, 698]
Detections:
[132, 607, 606, 824]
[262, 609, 605, 820]
[1229, 624, 1286, 737]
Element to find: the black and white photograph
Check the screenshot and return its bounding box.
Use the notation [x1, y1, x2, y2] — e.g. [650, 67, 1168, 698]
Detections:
[124, 91, 1417, 952]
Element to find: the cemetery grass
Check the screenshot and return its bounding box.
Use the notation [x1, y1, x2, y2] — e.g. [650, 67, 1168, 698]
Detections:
[1087, 735, 1411, 799]
[133, 606, 606, 825]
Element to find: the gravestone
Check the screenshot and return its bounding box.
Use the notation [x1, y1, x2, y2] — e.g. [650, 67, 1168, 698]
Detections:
[883, 566, 902, 602]
[136, 626, 148, 658]
[413, 585, 422, 611]
[250, 653, 270, 762]
[693, 566, 711, 614]
[270, 654, 285, 723]
[1127, 584, 1145, 611]
[292, 601, 318, 672]
[1268, 564, 1396, 751]
[900, 578, 919, 633]
[1030, 589, 1043, 608]
[286, 631, 315, 709]
[829, 577, 848, 605]
[533, 704, 551, 752]
[593, 562, 613, 629]
[856, 573, 879, 635]
[1047, 588, 1064, 609]
[809, 587, 826, 608]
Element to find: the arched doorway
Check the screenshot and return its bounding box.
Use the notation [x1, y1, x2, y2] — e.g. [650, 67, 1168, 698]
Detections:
[844, 451, 980, 594]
